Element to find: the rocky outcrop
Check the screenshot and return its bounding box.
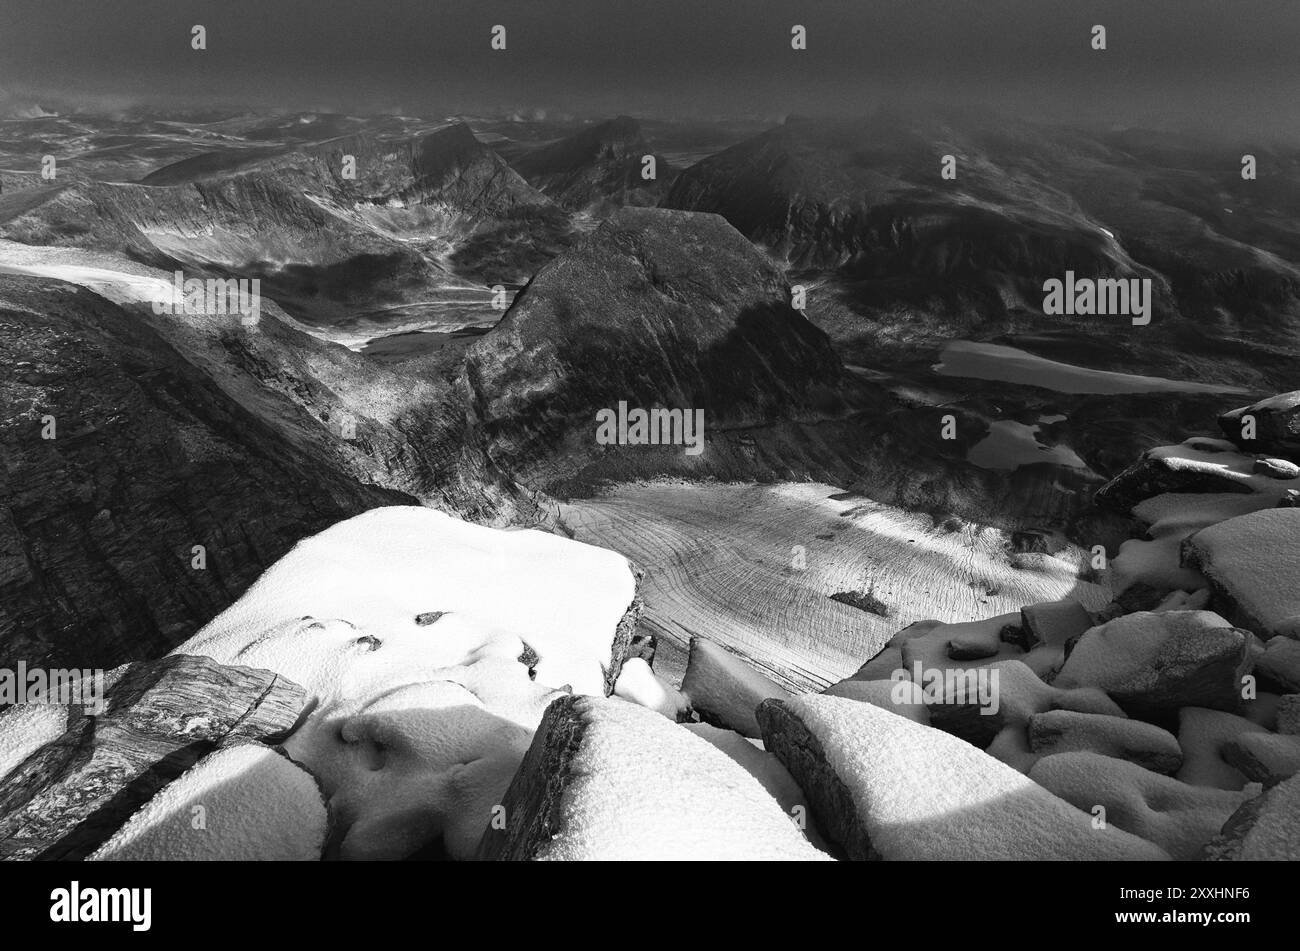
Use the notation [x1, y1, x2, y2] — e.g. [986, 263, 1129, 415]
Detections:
[476, 695, 828, 861]
[0, 654, 307, 860]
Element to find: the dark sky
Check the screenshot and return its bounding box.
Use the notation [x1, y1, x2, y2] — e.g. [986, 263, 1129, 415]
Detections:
[2, 0, 1299, 137]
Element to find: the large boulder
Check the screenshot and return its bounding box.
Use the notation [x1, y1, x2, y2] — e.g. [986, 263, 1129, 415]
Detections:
[1030, 752, 1254, 860]
[1182, 509, 1300, 640]
[1054, 611, 1251, 717]
[0, 655, 307, 860]
[178, 506, 641, 698]
[680, 636, 791, 738]
[1028, 710, 1182, 774]
[1222, 732, 1300, 785]
[1204, 771, 1300, 860]
[758, 694, 1169, 860]
[476, 695, 828, 861]
[89, 744, 328, 860]
[1254, 637, 1300, 692]
[1218, 390, 1300, 460]
[1175, 707, 1268, 790]
[926, 659, 1125, 748]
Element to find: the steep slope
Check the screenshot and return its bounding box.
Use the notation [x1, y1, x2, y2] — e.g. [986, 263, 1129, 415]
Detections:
[511, 116, 673, 210]
[0, 273, 408, 670]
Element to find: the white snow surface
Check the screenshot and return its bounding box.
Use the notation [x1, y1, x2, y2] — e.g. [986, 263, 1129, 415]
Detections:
[537, 699, 829, 861]
[172, 505, 637, 859]
[178, 506, 636, 699]
[780, 695, 1169, 860]
[89, 744, 327, 861]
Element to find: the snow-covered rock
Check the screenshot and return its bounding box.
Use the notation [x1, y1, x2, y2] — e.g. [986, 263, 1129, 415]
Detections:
[171, 506, 642, 859]
[89, 744, 327, 861]
[1175, 707, 1268, 790]
[1054, 611, 1251, 716]
[1280, 694, 1300, 735]
[1204, 771, 1300, 860]
[613, 657, 690, 719]
[478, 695, 828, 860]
[1021, 599, 1094, 649]
[680, 636, 791, 738]
[178, 506, 640, 698]
[1218, 390, 1300, 460]
[821, 678, 929, 724]
[758, 694, 1169, 861]
[1028, 710, 1182, 774]
[1222, 732, 1300, 785]
[1182, 508, 1300, 640]
[0, 704, 70, 783]
[1029, 752, 1253, 860]
[927, 659, 1125, 748]
[0, 656, 307, 860]
[1251, 632, 1300, 692]
[682, 722, 824, 847]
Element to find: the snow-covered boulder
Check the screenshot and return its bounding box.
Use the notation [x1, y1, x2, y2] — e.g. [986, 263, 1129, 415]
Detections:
[170, 506, 643, 859]
[926, 659, 1125, 748]
[821, 677, 929, 724]
[1204, 771, 1300, 860]
[1222, 732, 1300, 785]
[1028, 710, 1182, 774]
[1021, 599, 1095, 649]
[680, 636, 791, 738]
[758, 694, 1169, 861]
[1218, 390, 1300, 460]
[682, 722, 824, 847]
[177, 506, 640, 698]
[477, 695, 828, 861]
[89, 744, 327, 861]
[612, 657, 690, 719]
[1029, 752, 1254, 860]
[1097, 438, 1300, 514]
[1254, 637, 1300, 692]
[1175, 707, 1268, 790]
[1280, 694, 1300, 735]
[1054, 611, 1251, 717]
[1182, 508, 1300, 640]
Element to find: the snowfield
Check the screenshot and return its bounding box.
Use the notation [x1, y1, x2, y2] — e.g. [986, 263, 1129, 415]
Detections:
[560, 481, 1108, 691]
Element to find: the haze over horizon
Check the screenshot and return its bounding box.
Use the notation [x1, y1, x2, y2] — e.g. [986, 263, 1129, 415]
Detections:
[2, 0, 1299, 141]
